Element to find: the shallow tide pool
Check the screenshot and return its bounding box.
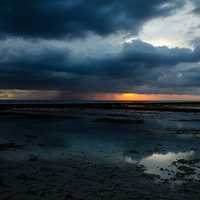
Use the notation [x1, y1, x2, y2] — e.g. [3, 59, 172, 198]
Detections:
[1, 109, 200, 182]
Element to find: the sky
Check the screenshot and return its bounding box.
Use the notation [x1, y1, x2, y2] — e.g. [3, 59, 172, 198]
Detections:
[1, 0, 200, 100]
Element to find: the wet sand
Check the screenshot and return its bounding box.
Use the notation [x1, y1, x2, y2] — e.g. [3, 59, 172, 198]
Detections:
[1, 158, 200, 200]
[1, 102, 200, 199]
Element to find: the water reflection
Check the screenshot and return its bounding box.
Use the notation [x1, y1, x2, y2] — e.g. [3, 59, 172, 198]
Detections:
[125, 151, 195, 180]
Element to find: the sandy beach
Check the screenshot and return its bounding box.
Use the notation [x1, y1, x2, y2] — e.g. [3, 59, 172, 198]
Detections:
[1, 102, 200, 199]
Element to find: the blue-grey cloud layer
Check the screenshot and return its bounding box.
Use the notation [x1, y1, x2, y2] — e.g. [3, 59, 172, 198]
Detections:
[1, 38, 200, 94]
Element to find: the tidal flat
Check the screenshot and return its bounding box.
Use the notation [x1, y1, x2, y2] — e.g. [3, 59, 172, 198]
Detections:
[1, 102, 200, 199]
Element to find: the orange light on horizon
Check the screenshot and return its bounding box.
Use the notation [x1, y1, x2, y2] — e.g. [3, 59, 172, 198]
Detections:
[1, 89, 200, 101]
[91, 93, 200, 101]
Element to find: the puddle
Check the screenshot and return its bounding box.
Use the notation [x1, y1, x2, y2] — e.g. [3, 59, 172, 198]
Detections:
[125, 150, 200, 182]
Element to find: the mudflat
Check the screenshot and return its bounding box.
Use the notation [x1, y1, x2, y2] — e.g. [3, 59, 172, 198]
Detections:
[1, 102, 200, 199]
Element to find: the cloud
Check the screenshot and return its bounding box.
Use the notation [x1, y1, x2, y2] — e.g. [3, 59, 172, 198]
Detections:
[192, 0, 200, 13]
[0, 37, 200, 95]
[139, 0, 200, 48]
[0, 0, 184, 39]
[0, 90, 60, 100]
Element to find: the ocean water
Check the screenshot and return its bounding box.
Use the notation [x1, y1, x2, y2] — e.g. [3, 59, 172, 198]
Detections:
[0, 106, 200, 181]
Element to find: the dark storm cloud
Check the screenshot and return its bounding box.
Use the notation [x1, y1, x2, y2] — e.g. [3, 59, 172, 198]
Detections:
[0, 0, 184, 39]
[0, 0, 200, 96]
[1, 39, 200, 94]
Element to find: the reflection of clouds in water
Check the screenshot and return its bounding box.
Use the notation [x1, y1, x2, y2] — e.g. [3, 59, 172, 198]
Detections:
[142, 151, 194, 163]
[125, 151, 194, 179]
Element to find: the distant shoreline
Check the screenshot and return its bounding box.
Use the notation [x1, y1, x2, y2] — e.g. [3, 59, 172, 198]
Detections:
[0, 100, 200, 113]
[1, 99, 200, 104]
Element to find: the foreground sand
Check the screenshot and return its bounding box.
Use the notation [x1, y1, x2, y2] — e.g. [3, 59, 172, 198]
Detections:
[1, 154, 200, 200]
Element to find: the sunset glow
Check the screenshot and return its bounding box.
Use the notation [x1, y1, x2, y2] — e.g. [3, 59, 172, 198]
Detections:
[1, 90, 200, 101]
[92, 93, 200, 101]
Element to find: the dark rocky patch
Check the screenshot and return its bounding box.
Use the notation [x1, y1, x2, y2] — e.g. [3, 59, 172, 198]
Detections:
[0, 143, 23, 151]
[29, 155, 38, 162]
[95, 117, 144, 124]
